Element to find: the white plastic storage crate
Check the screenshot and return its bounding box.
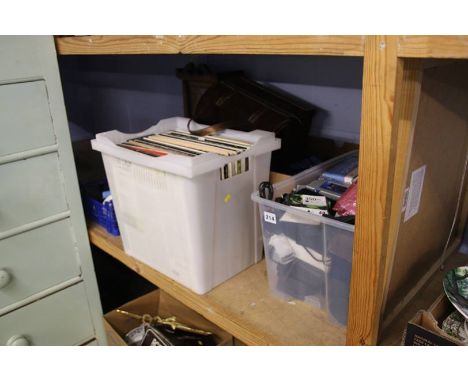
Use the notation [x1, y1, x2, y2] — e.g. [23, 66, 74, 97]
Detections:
[92, 117, 280, 294]
[251, 151, 356, 326]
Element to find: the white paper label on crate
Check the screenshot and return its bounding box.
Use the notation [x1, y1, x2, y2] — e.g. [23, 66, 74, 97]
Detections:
[264, 211, 277, 224]
[301, 194, 327, 207]
[404, 165, 426, 222]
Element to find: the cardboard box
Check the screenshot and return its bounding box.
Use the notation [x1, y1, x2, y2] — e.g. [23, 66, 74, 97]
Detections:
[403, 294, 465, 346]
[104, 290, 233, 346]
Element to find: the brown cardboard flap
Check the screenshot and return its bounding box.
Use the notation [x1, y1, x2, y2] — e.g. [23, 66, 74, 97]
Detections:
[428, 294, 455, 323]
[269, 172, 291, 184]
[104, 290, 161, 338]
[103, 319, 128, 346]
[404, 294, 466, 346]
[104, 290, 233, 346]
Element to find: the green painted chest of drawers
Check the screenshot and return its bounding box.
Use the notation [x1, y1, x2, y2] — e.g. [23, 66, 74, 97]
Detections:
[0, 36, 106, 345]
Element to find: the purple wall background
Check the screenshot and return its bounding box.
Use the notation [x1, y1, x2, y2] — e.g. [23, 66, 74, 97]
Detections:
[58, 54, 363, 143]
[59, 56, 468, 254]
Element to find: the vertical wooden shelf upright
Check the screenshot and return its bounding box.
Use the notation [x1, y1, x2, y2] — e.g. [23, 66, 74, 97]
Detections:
[55, 35, 468, 345]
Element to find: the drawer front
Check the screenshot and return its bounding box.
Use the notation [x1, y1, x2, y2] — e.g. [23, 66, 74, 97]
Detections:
[0, 219, 81, 310]
[0, 81, 56, 157]
[0, 283, 94, 345]
[0, 153, 68, 233]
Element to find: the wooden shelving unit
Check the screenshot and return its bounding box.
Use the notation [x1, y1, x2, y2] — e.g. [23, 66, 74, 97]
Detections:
[88, 223, 346, 345]
[55, 35, 366, 56]
[57, 35, 468, 345]
[55, 35, 468, 58]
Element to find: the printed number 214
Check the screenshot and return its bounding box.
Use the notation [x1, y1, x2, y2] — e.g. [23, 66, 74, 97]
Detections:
[264, 212, 276, 224]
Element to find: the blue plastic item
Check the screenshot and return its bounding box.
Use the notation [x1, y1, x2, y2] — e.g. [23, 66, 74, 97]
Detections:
[83, 195, 120, 236]
[321, 153, 359, 185]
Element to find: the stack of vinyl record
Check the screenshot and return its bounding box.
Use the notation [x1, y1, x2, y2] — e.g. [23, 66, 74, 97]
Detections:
[119, 130, 253, 180]
[118, 130, 252, 158]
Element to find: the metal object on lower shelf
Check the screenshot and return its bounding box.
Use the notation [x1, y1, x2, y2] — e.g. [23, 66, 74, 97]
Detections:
[124, 325, 147, 346]
[121, 320, 215, 346]
[116, 309, 212, 336]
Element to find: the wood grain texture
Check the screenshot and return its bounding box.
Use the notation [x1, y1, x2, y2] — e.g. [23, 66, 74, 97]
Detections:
[379, 250, 468, 345]
[177, 35, 364, 56]
[55, 35, 468, 58]
[398, 36, 468, 58]
[346, 36, 402, 345]
[379, 59, 423, 315]
[55, 35, 180, 55]
[89, 223, 346, 345]
[55, 35, 365, 56]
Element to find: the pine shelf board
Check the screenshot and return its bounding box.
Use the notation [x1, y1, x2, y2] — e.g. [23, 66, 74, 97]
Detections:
[55, 35, 468, 58]
[55, 35, 365, 56]
[88, 223, 346, 345]
[398, 36, 468, 59]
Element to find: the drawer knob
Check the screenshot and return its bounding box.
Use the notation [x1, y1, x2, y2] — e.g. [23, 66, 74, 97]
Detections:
[7, 335, 30, 346]
[0, 269, 11, 289]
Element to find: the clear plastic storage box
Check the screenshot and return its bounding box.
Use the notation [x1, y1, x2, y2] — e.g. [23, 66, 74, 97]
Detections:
[251, 152, 356, 326]
[92, 117, 280, 294]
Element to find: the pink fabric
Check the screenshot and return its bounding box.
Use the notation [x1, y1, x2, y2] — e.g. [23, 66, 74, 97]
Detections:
[333, 182, 357, 216]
